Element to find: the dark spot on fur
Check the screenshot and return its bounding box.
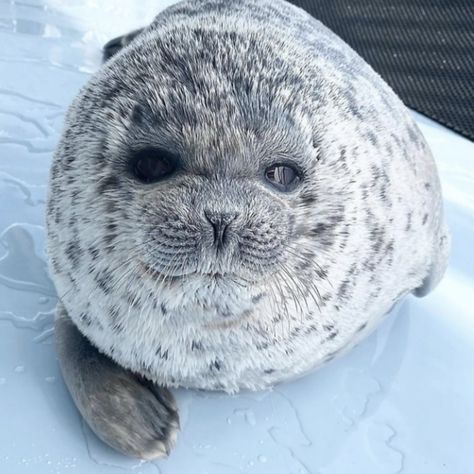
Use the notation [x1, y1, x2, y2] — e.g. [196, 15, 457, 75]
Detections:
[300, 192, 316, 205]
[424, 182, 431, 190]
[357, 322, 367, 332]
[303, 323, 318, 336]
[105, 199, 117, 214]
[370, 164, 381, 182]
[108, 305, 124, 333]
[51, 256, 62, 274]
[315, 266, 328, 279]
[79, 312, 92, 327]
[264, 369, 275, 374]
[68, 214, 77, 228]
[367, 131, 379, 146]
[95, 272, 112, 294]
[131, 103, 144, 125]
[97, 175, 119, 195]
[101, 86, 121, 105]
[155, 346, 169, 360]
[369, 226, 385, 253]
[407, 124, 419, 143]
[251, 293, 265, 304]
[210, 360, 221, 371]
[320, 293, 332, 305]
[309, 223, 331, 235]
[405, 212, 412, 231]
[88, 246, 100, 260]
[160, 303, 168, 315]
[191, 340, 203, 351]
[65, 240, 82, 269]
[370, 286, 382, 299]
[347, 264, 358, 276]
[103, 232, 117, 246]
[422, 213, 429, 225]
[126, 292, 141, 308]
[337, 279, 351, 300]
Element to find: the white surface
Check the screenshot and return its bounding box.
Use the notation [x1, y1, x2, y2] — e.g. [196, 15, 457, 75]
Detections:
[0, 1, 473, 473]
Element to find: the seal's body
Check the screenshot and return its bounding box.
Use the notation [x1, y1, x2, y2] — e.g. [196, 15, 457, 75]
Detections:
[47, 0, 449, 459]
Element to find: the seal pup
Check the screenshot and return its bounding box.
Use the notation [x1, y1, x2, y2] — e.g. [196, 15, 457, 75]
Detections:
[47, 0, 449, 459]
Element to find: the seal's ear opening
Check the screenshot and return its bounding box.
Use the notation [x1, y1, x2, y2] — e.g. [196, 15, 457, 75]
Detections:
[102, 28, 144, 63]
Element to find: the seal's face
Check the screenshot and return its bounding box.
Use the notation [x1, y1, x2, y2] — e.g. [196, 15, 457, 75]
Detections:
[104, 96, 313, 314]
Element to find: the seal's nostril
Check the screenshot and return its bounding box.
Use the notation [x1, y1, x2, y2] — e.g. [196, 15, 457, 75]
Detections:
[204, 211, 238, 248]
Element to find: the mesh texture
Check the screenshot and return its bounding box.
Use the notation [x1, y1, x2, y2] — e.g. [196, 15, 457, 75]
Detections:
[289, 0, 474, 140]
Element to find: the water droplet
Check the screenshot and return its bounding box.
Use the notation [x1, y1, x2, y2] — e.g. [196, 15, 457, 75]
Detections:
[39, 296, 49, 304]
[226, 417, 232, 424]
[45, 376, 56, 383]
[233, 408, 257, 426]
[0, 378, 6, 385]
[14, 365, 25, 373]
[258, 455, 267, 463]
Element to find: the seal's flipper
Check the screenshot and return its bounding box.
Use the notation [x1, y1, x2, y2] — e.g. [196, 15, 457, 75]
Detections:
[102, 28, 144, 62]
[414, 226, 450, 297]
[54, 304, 179, 459]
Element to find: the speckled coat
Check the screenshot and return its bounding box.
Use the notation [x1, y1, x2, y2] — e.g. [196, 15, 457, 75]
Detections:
[46, 0, 450, 393]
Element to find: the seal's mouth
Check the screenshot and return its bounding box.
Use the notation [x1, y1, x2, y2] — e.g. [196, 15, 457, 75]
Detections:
[138, 261, 181, 283]
[138, 261, 236, 283]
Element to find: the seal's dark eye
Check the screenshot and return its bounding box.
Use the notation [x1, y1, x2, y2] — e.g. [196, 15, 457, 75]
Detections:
[265, 164, 301, 192]
[130, 148, 178, 184]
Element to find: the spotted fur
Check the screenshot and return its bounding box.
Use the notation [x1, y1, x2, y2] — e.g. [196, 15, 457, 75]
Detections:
[47, 0, 449, 394]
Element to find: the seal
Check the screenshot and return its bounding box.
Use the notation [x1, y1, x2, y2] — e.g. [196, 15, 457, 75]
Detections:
[46, 0, 450, 459]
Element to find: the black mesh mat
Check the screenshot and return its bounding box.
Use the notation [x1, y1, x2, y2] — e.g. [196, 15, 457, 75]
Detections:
[289, 0, 474, 141]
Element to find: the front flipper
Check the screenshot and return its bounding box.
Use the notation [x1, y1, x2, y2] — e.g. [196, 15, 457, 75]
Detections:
[54, 303, 179, 459]
[414, 225, 450, 297]
[102, 28, 144, 62]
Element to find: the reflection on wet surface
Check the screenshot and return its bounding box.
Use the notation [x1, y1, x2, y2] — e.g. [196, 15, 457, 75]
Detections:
[0, 0, 473, 473]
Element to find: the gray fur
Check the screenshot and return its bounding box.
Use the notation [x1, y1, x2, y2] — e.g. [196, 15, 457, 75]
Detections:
[47, 0, 449, 459]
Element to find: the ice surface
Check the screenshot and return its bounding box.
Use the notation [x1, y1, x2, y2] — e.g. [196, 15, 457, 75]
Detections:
[0, 1, 473, 473]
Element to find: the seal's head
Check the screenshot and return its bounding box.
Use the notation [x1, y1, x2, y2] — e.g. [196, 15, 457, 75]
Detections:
[47, 2, 337, 327]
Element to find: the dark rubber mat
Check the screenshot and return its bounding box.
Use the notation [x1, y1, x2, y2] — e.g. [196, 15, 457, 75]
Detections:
[289, 0, 474, 140]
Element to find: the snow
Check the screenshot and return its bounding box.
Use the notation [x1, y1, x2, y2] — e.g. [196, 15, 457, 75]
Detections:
[0, 1, 473, 473]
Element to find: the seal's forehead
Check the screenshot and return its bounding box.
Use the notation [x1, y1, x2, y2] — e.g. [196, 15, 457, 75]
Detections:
[97, 28, 318, 173]
[124, 96, 314, 176]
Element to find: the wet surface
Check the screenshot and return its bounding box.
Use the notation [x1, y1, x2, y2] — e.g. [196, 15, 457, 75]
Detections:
[0, 1, 473, 473]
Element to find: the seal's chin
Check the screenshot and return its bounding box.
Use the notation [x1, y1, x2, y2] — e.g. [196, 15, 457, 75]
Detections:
[138, 260, 260, 322]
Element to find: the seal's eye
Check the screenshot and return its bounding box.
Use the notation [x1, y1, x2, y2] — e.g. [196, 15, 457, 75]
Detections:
[130, 148, 178, 184]
[265, 164, 301, 192]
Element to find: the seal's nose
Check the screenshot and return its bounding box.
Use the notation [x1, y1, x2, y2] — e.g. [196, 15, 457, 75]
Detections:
[204, 210, 238, 249]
